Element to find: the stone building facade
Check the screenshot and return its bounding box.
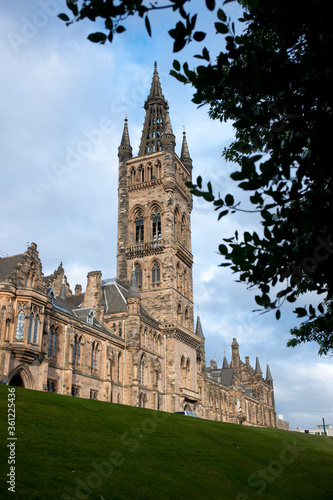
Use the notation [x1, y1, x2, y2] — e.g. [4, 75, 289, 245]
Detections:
[0, 64, 277, 427]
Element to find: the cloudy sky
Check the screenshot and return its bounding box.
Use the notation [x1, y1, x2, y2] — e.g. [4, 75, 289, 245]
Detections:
[1, 1, 332, 431]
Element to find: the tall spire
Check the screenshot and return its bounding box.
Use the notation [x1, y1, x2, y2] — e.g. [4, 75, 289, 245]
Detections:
[195, 314, 205, 339]
[181, 130, 192, 169]
[118, 117, 132, 159]
[139, 63, 170, 156]
[148, 61, 165, 100]
[120, 117, 131, 147]
[255, 355, 262, 375]
[266, 362, 273, 383]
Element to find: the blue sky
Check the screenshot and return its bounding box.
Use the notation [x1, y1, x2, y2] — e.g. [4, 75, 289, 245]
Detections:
[0, 0, 332, 431]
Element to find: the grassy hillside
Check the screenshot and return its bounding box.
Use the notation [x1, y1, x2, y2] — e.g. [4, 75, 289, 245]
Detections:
[1, 385, 332, 500]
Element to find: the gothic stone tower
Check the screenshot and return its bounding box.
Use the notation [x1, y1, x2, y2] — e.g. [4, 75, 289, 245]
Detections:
[116, 64, 204, 412]
[117, 63, 194, 332]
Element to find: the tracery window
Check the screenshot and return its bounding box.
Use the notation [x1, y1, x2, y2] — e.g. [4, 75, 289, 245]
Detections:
[28, 306, 39, 343]
[135, 212, 144, 243]
[15, 309, 25, 340]
[152, 261, 160, 284]
[72, 334, 82, 366]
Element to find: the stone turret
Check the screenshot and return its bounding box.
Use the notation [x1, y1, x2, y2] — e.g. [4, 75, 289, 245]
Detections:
[117, 117, 133, 283]
[126, 268, 141, 347]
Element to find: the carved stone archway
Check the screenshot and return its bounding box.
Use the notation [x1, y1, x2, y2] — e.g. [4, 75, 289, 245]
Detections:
[8, 364, 34, 389]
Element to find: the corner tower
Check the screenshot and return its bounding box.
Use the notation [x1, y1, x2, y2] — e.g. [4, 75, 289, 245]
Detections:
[116, 63, 194, 331]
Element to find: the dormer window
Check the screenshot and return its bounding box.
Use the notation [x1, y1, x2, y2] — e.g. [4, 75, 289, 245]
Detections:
[87, 309, 94, 325]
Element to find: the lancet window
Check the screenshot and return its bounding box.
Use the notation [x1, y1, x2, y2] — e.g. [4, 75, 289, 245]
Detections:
[135, 211, 144, 243]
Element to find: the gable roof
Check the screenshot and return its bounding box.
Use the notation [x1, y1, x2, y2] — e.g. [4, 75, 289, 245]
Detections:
[0, 254, 24, 281]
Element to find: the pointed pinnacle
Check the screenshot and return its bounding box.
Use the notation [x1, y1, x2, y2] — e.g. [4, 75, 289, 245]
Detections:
[181, 130, 191, 160]
[120, 117, 131, 147]
[148, 62, 165, 100]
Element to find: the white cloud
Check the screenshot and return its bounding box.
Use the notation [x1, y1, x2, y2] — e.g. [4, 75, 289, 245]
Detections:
[0, 0, 330, 432]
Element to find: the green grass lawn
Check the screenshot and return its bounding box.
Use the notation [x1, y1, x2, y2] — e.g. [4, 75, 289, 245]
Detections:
[1, 385, 332, 500]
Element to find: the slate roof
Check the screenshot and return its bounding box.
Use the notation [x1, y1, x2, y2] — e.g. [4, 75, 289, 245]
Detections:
[209, 367, 234, 387]
[66, 293, 84, 308]
[103, 281, 128, 314]
[0, 254, 23, 281]
[51, 297, 111, 334]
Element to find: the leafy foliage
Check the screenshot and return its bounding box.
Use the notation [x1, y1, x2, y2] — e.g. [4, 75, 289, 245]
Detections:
[59, 0, 333, 354]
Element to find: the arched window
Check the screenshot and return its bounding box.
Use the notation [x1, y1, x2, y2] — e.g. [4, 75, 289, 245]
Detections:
[118, 322, 122, 337]
[28, 313, 33, 343]
[152, 261, 160, 284]
[28, 306, 39, 343]
[91, 342, 98, 372]
[135, 263, 143, 287]
[147, 163, 152, 181]
[185, 308, 190, 329]
[140, 354, 145, 385]
[130, 167, 136, 185]
[72, 335, 82, 366]
[15, 310, 25, 340]
[139, 392, 147, 408]
[181, 215, 187, 247]
[135, 212, 144, 243]
[181, 356, 185, 387]
[184, 269, 189, 297]
[186, 359, 191, 388]
[118, 352, 122, 383]
[33, 315, 39, 343]
[48, 326, 58, 359]
[152, 209, 161, 241]
[177, 263, 182, 292]
[155, 161, 161, 179]
[177, 303, 182, 325]
[138, 165, 145, 183]
[174, 208, 181, 242]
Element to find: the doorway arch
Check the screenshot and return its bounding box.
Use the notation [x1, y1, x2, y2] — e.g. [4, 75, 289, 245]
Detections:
[8, 364, 34, 389]
[9, 373, 24, 387]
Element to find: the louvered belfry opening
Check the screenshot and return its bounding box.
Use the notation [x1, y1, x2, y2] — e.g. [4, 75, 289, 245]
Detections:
[139, 62, 169, 156]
